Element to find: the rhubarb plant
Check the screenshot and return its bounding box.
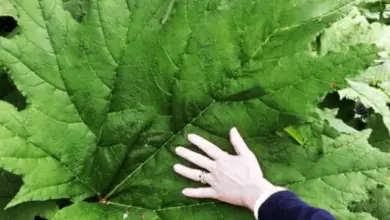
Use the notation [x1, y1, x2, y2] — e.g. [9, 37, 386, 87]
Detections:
[0, 0, 389, 219]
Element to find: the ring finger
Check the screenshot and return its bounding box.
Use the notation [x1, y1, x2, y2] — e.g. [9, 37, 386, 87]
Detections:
[173, 164, 213, 184]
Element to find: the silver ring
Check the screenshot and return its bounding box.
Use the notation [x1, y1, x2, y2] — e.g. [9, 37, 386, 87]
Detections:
[198, 171, 207, 184]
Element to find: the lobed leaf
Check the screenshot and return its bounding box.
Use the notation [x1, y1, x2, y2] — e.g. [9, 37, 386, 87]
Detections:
[0, 0, 385, 219]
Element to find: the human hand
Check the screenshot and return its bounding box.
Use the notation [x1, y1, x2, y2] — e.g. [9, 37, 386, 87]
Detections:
[173, 127, 286, 212]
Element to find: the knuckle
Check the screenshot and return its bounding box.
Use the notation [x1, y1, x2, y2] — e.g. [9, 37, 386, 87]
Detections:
[209, 162, 217, 171]
[221, 151, 229, 156]
[207, 175, 216, 184]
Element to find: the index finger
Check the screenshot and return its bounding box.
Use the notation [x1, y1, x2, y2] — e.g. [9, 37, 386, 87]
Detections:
[230, 127, 252, 156]
[188, 134, 228, 159]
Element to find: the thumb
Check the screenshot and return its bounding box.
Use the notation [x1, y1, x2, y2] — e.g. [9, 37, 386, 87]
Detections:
[229, 127, 253, 156]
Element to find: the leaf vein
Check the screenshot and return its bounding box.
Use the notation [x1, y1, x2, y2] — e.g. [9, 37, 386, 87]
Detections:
[105, 100, 216, 199]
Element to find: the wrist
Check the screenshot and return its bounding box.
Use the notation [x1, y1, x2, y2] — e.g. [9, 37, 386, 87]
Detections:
[244, 179, 281, 211]
[251, 184, 287, 220]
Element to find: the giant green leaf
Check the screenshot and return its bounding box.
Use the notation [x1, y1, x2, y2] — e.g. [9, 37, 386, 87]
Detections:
[0, 0, 384, 219]
[50, 125, 390, 220]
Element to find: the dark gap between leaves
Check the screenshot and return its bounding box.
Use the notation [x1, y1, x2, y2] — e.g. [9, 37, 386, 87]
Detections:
[83, 195, 101, 203]
[35, 199, 73, 219]
[57, 199, 73, 209]
[309, 34, 322, 56]
[0, 70, 27, 110]
[319, 92, 371, 131]
[319, 92, 390, 153]
[0, 16, 18, 38]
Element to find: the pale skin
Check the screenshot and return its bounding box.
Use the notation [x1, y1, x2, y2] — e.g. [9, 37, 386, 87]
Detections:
[173, 127, 282, 211]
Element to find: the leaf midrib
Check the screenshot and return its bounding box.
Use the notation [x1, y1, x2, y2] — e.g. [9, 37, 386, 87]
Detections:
[104, 99, 217, 199]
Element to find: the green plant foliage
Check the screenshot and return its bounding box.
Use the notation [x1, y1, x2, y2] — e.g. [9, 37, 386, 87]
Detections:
[367, 113, 390, 152]
[318, 4, 390, 130]
[359, 0, 390, 24]
[0, 0, 388, 219]
[62, 0, 90, 22]
[0, 0, 16, 18]
[0, 170, 59, 219]
[0, 69, 25, 109]
[348, 183, 390, 220]
[0, 0, 18, 38]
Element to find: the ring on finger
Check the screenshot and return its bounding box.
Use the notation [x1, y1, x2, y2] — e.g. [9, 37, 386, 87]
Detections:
[198, 171, 208, 184]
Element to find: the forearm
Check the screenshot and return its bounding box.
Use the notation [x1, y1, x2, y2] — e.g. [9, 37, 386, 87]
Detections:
[254, 190, 337, 220]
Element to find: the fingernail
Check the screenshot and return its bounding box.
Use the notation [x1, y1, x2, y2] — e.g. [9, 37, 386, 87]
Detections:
[182, 189, 189, 195]
[188, 134, 195, 140]
[175, 147, 181, 154]
[174, 164, 182, 171]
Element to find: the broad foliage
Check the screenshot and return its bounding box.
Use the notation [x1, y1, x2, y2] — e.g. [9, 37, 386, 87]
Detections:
[0, 0, 389, 219]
